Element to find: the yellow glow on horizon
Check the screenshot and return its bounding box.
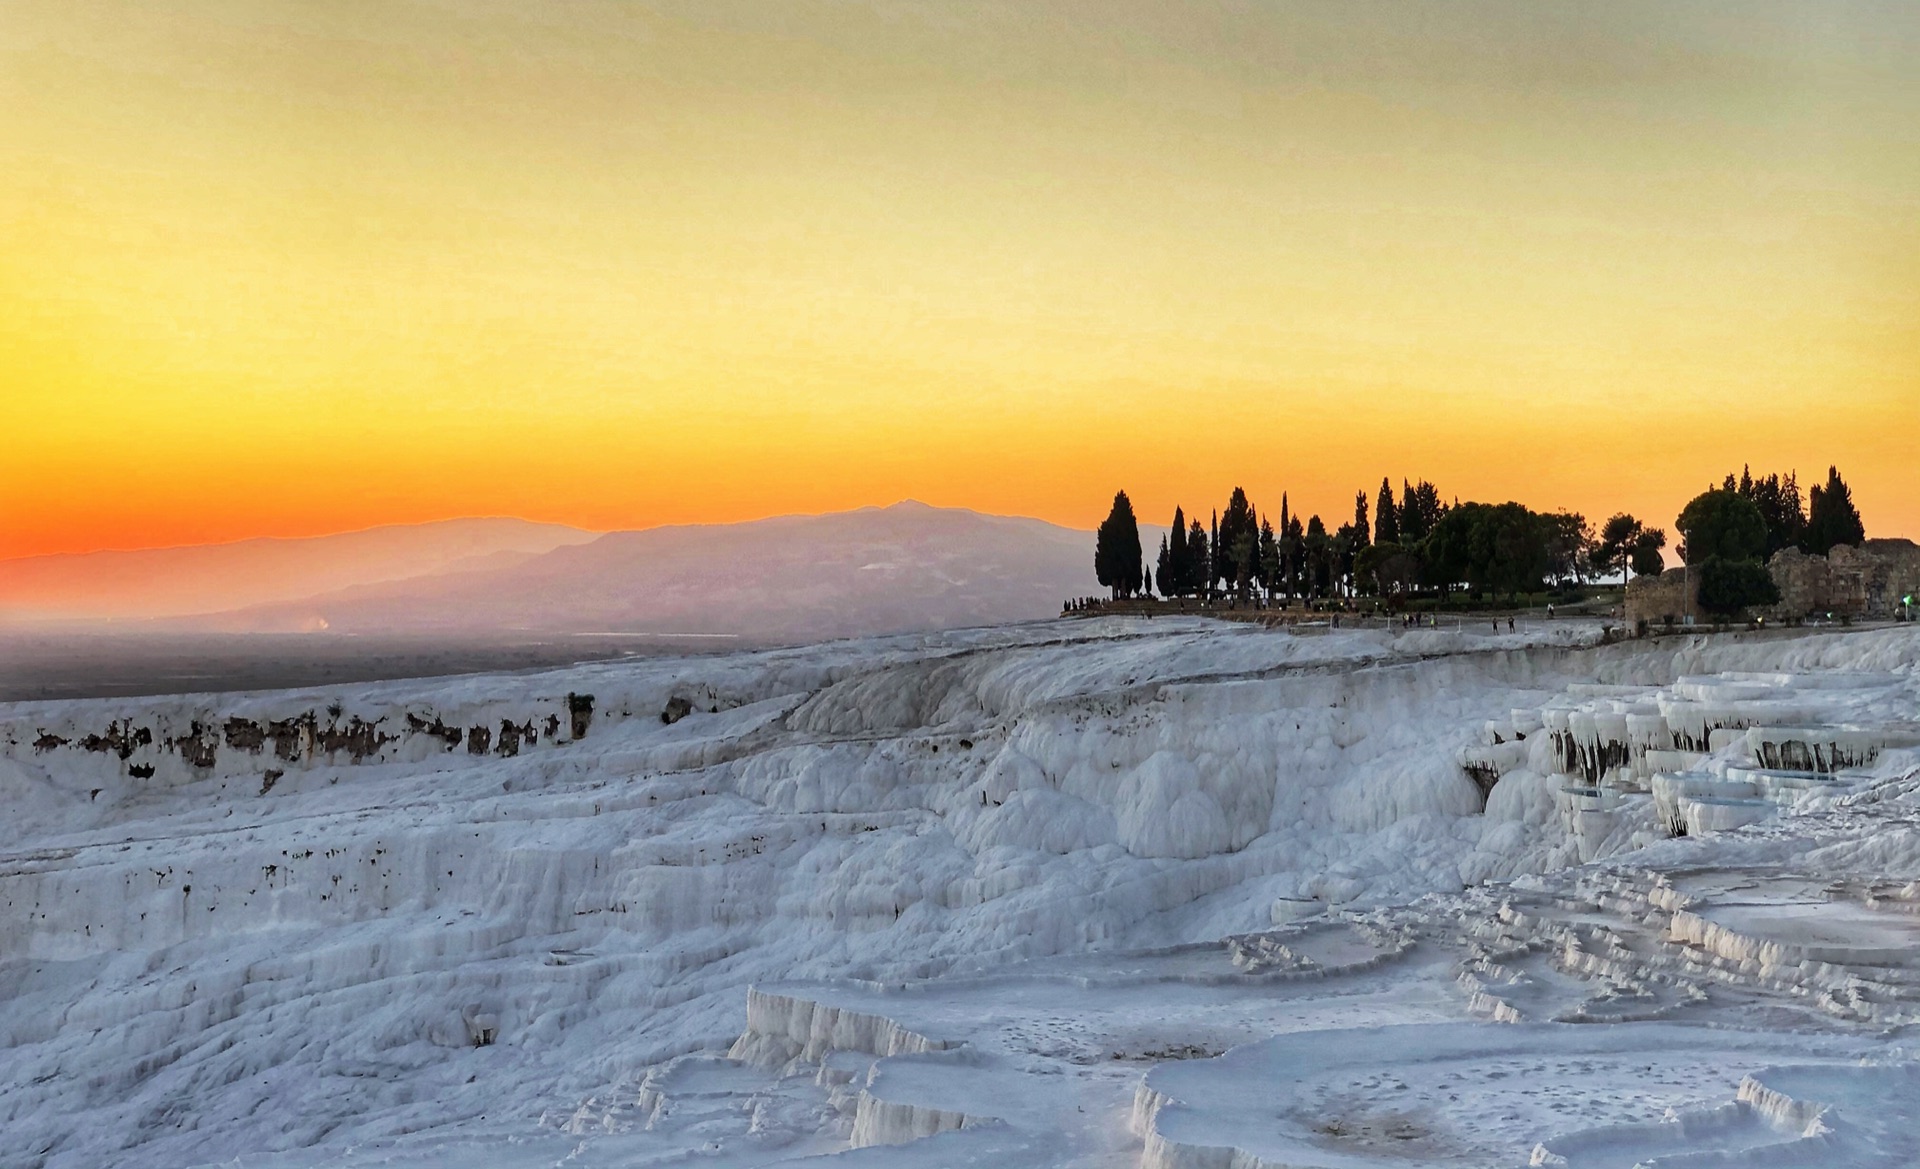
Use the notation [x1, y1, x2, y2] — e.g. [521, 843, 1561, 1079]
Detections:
[3, 2, 1915, 557]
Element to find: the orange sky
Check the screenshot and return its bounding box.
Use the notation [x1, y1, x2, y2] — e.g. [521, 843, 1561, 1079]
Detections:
[3, 1, 1916, 559]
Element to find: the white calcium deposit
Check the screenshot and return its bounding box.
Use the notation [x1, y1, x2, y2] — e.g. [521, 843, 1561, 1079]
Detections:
[2, 617, 1918, 1167]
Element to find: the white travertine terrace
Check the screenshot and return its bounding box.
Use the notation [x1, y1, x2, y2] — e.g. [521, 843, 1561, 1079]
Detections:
[1, 619, 1916, 1167]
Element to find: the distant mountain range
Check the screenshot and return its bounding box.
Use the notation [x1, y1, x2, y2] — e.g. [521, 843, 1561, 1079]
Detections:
[0, 518, 598, 625]
[1, 504, 1128, 643]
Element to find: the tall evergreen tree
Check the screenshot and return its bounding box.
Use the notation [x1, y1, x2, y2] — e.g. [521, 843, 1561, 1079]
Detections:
[1219, 488, 1259, 600]
[1257, 518, 1280, 599]
[1187, 518, 1209, 599]
[1352, 491, 1371, 553]
[1375, 478, 1399, 545]
[1284, 507, 1305, 600]
[1277, 493, 1290, 598]
[1155, 535, 1171, 597]
[1804, 465, 1865, 555]
[1210, 510, 1222, 598]
[1244, 504, 1260, 598]
[1093, 490, 1144, 599]
[1167, 506, 1189, 595]
[1304, 515, 1330, 599]
[1222, 488, 1255, 540]
[1725, 465, 1806, 557]
[1399, 480, 1445, 543]
[1779, 472, 1806, 548]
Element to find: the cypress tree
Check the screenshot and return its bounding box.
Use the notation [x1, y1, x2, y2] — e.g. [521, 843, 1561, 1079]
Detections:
[1283, 499, 1304, 600]
[1093, 490, 1144, 599]
[1781, 472, 1805, 548]
[1804, 466, 1865, 555]
[1222, 488, 1256, 549]
[1211, 510, 1222, 598]
[1188, 518, 1209, 599]
[1399, 480, 1444, 543]
[1168, 506, 1189, 595]
[1726, 465, 1807, 556]
[1375, 478, 1399, 545]
[1278, 493, 1291, 600]
[1220, 488, 1259, 599]
[1305, 515, 1329, 599]
[1258, 517, 1279, 599]
[1352, 491, 1371, 552]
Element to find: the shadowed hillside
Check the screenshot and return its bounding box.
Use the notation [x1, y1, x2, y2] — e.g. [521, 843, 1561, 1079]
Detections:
[184, 502, 1124, 642]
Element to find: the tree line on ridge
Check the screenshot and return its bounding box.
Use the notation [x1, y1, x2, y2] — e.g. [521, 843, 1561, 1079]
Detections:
[1091, 466, 1866, 617]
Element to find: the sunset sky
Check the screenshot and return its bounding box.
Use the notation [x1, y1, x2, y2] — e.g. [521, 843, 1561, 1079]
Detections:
[4, 1, 1916, 559]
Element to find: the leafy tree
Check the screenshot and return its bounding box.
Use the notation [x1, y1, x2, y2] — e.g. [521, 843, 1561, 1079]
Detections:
[1374, 478, 1399, 546]
[1094, 490, 1144, 599]
[1485, 504, 1553, 598]
[1545, 512, 1593, 585]
[1628, 528, 1668, 578]
[1804, 465, 1865, 555]
[1423, 506, 1472, 595]
[1352, 530, 1369, 597]
[1425, 502, 1551, 599]
[1593, 514, 1635, 582]
[1333, 522, 1361, 596]
[1697, 557, 1781, 616]
[1356, 541, 1419, 597]
[1676, 489, 1767, 565]
[1595, 514, 1667, 580]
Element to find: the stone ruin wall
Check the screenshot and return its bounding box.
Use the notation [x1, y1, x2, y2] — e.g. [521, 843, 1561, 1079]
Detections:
[1625, 539, 1919, 627]
[1624, 568, 1695, 628]
[1769, 539, 1920, 620]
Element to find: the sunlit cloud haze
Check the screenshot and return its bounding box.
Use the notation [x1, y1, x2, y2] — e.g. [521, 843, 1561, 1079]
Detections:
[3, 1, 1915, 558]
